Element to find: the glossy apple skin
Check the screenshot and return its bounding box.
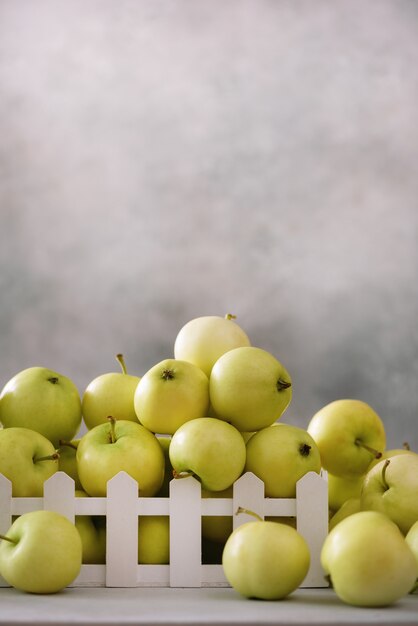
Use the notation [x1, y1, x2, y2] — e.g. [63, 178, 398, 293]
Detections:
[0, 427, 58, 496]
[82, 372, 140, 430]
[134, 359, 209, 435]
[0, 367, 82, 447]
[76, 420, 165, 497]
[360, 452, 418, 535]
[245, 423, 321, 497]
[174, 315, 250, 377]
[307, 399, 386, 478]
[0, 510, 82, 593]
[209, 347, 292, 432]
[321, 511, 417, 607]
[222, 520, 310, 600]
[169, 417, 246, 491]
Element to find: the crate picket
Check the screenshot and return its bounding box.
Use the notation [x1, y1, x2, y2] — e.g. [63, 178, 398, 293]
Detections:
[0, 470, 328, 588]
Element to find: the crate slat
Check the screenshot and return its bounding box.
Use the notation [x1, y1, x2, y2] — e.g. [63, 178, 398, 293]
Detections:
[169, 475, 201, 587]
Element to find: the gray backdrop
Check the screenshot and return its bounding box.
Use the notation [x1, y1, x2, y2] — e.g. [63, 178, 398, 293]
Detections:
[1, 0, 417, 449]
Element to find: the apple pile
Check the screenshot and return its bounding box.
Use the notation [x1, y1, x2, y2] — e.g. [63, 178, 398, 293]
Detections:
[0, 313, 417, 605]
[307, 399, 418, 605]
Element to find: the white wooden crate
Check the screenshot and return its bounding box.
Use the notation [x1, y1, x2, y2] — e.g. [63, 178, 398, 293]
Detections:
[0, 470, 329, 589]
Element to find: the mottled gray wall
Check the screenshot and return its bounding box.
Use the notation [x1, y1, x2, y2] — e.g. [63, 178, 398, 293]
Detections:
[0, 0, 417, 449]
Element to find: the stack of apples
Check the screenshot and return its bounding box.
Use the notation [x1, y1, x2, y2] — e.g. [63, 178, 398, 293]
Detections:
[0, 313, 417, 606]
[307, 398, 418, 606]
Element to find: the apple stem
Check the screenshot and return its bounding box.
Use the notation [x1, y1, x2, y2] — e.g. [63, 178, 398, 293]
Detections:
[235, 506, 263, 522]
[277, 378, 291, 391]
[354, 439, 382, 459]
[116, 353, 127, 375]
[48, 376, 59, 385]
[0, 534, 17, 544]
[33, 452, 60, 463]
[381, 459, 391, 491]
[107, 416, 117, 444]
[403, 442, 411, 450]
[172, 469, 196, 480]
[58, 440, 78, 451]
[225, 313, 237, 320]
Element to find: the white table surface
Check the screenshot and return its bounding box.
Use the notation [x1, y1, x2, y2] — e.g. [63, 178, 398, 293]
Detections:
[0, 587, 417, 626]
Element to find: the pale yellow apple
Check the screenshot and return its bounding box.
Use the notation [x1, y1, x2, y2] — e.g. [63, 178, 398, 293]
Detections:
[360, 452, 418, 534]
[223, 520, 310, 600]
[321, 511, 417, 607]
[134, 359, 209, 435]
[82, 354, 140, 430]
[307, 399, 386, 478]
[174, 314, 250, 377]
[245, 423, 321, 497]
[169, 417, 246, 491]
[210, 347, 292, 432]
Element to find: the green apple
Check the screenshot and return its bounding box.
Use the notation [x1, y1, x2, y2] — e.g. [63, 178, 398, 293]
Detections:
[57, 439, 82, 490]
[174, 314, 251, 378]
[329, 498, 361, 531]
[321, 511, 417, 606]
[138, 516, 169, 564]
[222, 515, 310, 600]
[360, 453, 418, 535]
[201, 486, 233, 543]
[328, 473, 364, 513]
[245, 423, 321, 498]
[134, 359, 209, 435]
[169, 417, 246, 491]
[307, 399, 386, 478]
[76, 417, 165, 497]
[209, 346, 292, 432]
[0, 510, 82, 593]
[0, 367, 82, 447]
[74, 490, 106, 564]
[0, 427, 59, 496]
[406, 521, 418, 586]
[82, 354, 141, 430]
